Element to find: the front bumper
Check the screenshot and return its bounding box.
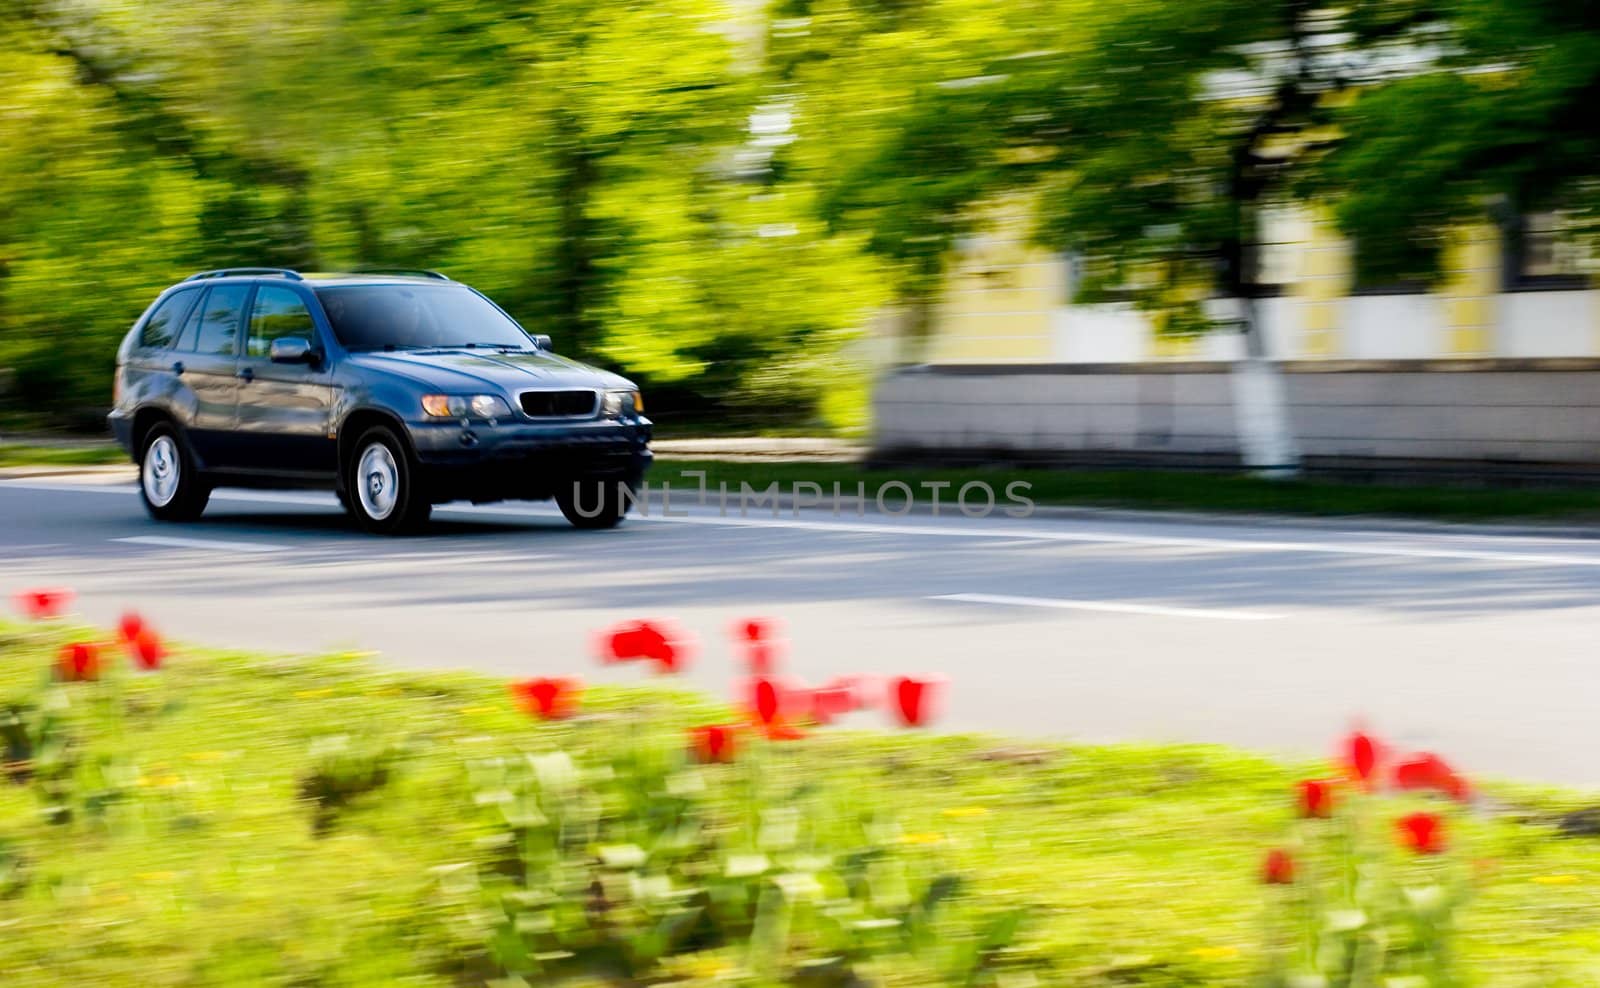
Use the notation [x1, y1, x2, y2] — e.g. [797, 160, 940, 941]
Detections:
[406, 416, 652, 502]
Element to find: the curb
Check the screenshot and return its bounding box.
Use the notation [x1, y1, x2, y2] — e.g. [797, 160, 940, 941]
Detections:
[0, 465, 134, 480]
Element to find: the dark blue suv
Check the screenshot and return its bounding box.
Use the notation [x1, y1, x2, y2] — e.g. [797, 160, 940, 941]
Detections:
[109, 268, 651, 534]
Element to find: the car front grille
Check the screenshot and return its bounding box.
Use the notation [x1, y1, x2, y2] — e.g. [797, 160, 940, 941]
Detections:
[519, 389, 599, 417]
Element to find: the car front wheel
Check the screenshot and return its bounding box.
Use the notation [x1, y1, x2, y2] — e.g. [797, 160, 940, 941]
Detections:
[139, 423, 211, 522]
[555, 478, 632, 529]
[345, 426, 431, 535]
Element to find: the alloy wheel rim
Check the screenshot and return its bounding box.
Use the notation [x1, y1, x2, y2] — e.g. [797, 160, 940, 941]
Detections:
[143, 435, 181, 507]
[357, 443, 399, 521]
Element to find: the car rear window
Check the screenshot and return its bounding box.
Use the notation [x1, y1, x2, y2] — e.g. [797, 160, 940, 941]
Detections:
[139, 288, 201, 350]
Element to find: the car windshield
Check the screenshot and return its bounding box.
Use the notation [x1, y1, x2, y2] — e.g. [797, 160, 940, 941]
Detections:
[313, 284, 533, 351]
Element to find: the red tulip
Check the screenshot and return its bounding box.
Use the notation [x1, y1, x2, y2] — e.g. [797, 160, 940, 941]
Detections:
[740, 677, 808, 739]
[736, 617, 777, 642]
[1262, 848, 1295, 885]
[837, 674, 885, 710]
[1298, 779, 1335, 819]
[508, 677, 583, 720]
[129, 629, 165, 671]
[57, 642, 100, 682]
[743, 640, 781, 675]
[1398, 811, 1446, 855]
[1393, 752, 1469, 802]
[597, 622, 646, 663]
[690, 724, 738, 763]
[1344, 730, 1382, 787]
[890, 675, 946, 728]
[118, 611, 146, 643]
[15, 587, 73, 621]
[596, 620, 691, 673]
[809, 680, 857, 725]
[752, 677, 784, 725]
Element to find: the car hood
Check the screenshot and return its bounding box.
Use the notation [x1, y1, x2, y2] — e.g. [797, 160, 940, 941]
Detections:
[346, 349, 634, 394]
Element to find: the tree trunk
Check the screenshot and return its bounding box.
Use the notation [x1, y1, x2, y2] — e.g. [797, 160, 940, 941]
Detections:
[1230, 295, 1302, 478]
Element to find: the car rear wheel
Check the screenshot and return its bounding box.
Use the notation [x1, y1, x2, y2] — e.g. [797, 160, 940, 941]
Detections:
[555, 478, 632, 529]
[346, 426, 431, 535]
[139, 423, 211, 522]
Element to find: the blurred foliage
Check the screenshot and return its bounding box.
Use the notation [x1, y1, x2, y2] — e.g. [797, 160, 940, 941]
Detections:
[4, 0, 1600, 424]
[0, 0, 889, 429]
[829, 0, 1600, 342]
[1321, 0, 1600, 278]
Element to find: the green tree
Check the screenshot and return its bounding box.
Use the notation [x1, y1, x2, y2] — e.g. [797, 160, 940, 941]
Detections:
[1322, 0, 1600, 280]
[828, 0, 1422, 470]
[1, 0, 894, 429]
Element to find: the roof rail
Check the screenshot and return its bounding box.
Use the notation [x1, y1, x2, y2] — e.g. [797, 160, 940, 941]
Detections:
[348, 267, 451, 280]
[184, 267, 304, 282]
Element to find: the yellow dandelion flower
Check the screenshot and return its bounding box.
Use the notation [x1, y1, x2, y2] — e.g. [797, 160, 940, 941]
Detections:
[1532, 875, 1580, 885]
[688, 958, 732, 978]
[459, 705, 496, 715]
[186, 751, 229, 762]
[1191, 946, 1240, 960]
[942, 807, 990, 819]
[293, 689, 332, 699]
[900, 832, 944, 846]
[154, 774, 183, 788]
[137, 872, 177, 882]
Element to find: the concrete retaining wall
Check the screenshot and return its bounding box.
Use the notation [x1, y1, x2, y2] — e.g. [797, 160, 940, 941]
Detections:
[871, 360, 1600, 481]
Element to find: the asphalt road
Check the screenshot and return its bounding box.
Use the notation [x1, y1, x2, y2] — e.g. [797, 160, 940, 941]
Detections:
[5, 472, 1600, 785]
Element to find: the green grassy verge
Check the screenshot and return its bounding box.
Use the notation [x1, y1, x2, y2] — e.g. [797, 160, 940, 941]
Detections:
[2, 621, 1599, 985]
[656, 459, 1600, 523]
[0, 443, 125, 467]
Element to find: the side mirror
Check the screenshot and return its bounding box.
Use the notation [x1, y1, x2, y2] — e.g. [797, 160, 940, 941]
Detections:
[532, 334, 553, 350]
[270, 338, 318, 365]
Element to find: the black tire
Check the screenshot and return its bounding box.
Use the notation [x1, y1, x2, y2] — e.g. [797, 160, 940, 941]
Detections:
[138, 422, 211, 522]
[344, 426, 431, 535]
[555, 478, 632, 530]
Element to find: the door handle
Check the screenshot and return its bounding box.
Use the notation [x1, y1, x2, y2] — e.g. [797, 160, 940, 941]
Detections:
[171, 361, 185, 375]
[237, 366, 254, 382]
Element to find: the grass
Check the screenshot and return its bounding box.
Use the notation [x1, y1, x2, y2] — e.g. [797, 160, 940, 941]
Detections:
[0, 443, 125, 467]
[2, 620, 1600, 986]
[654, 459, 1600, 524]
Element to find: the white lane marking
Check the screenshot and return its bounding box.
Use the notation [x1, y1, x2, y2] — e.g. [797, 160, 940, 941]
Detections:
[13, 479, 1600, 569]
[931, 592, 1280, 622]
[113, 535, 288, 554]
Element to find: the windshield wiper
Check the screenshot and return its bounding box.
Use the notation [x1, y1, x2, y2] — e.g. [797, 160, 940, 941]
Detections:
[460, 342, 532, 352]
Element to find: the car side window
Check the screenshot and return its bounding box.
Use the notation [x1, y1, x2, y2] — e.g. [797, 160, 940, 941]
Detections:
[171, 288, 208, 352]
[139, 289, 200, 350]
[193, 283, 249, 357]
[246, 285, 316, 358]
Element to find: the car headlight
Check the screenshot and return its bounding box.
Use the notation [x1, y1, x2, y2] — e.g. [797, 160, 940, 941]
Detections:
[600, 390, 643, 418]
[421, 394, 511, 420]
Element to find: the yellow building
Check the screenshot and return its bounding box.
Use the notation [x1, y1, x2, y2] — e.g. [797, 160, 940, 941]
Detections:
[919, 205, 1598, 365]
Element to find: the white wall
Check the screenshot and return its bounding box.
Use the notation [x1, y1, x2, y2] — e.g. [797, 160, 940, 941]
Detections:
[1037, 290, 1599, 363]
[1502, 292, 1597, 357]
[1344, 295, 1441, 359]
[1050, 304, 1147, 362]
[874, 365, 1600, 470]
